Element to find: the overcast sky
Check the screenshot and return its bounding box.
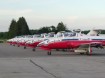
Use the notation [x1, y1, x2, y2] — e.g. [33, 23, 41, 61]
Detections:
[0, 0, 105, 31]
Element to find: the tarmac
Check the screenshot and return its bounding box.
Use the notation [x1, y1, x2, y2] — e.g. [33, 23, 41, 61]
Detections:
[0, 43, 105, 78]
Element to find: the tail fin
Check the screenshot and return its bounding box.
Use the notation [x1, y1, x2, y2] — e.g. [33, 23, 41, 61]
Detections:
[87, 29, 101, 36]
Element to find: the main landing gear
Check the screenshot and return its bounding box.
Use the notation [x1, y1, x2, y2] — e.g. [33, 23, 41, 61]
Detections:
[47, 51, 51, 55]
[33, 48, 36, 51]
[24, 46, 26, 49]
[86, 46, 92, 55]
[17, 45, 20, 47]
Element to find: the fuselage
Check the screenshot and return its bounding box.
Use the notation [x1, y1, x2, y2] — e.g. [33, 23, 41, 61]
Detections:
[39, 35, 105, 50]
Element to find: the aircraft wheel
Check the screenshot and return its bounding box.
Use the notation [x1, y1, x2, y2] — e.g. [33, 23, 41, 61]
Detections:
[24, 46, 26, 49]
[62, 49, 67, 52]
[18, 45, 20, 47]
[56, 49, 59, 51]
[47, 51, 51, 55]
[80, 53, 85, 55]
[86, 51, 90, 55]
[33, 48, 35, 51]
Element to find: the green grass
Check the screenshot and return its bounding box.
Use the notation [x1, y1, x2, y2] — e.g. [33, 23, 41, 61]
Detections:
[0, 41, 3, 43]
[0, 39, 7, 43]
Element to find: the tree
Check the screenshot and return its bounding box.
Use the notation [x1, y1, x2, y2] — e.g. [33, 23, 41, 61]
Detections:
[8, 19, 17, 38]
[81, 30, 90, 34]
[38, 27, 51, 34]
[30, 29, 39, 34]
[8, 17, 31, 38]
[17, 17, 31, 35]
[101, 30, 105, 34]
[56, 22, 67, 32]
[50, 26, 56, 32]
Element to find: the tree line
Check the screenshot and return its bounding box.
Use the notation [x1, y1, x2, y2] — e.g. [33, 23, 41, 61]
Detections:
[0, 17, 105, 39]
[0, 17, 68, 39]
[30, 22, 70, 34]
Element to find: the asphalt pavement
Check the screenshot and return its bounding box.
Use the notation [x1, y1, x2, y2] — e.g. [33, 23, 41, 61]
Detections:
[0, 43, 105, 78]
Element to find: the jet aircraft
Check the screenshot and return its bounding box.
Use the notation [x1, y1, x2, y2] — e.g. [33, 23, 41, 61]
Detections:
[38, 30, 105, 55]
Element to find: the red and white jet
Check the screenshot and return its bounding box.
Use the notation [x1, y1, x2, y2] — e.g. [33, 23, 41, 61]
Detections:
[38, 30, 105, 55]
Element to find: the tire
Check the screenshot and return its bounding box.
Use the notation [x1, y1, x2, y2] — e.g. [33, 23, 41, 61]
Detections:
[80, 53, 84, 55]
[86, 51, 90, 55]
[18, 45, 20, 47]
[56, 49, 59, 51]
[33, 48, 35, 51]
[47, 51, 51, 55]
[24, 46, 26, 49]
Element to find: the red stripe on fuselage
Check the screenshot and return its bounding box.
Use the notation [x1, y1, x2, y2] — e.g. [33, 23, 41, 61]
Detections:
[40, 40, 105, 50]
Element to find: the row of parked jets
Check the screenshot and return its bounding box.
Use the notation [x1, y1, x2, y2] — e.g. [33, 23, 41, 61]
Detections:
[7, 29, 105, 55]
